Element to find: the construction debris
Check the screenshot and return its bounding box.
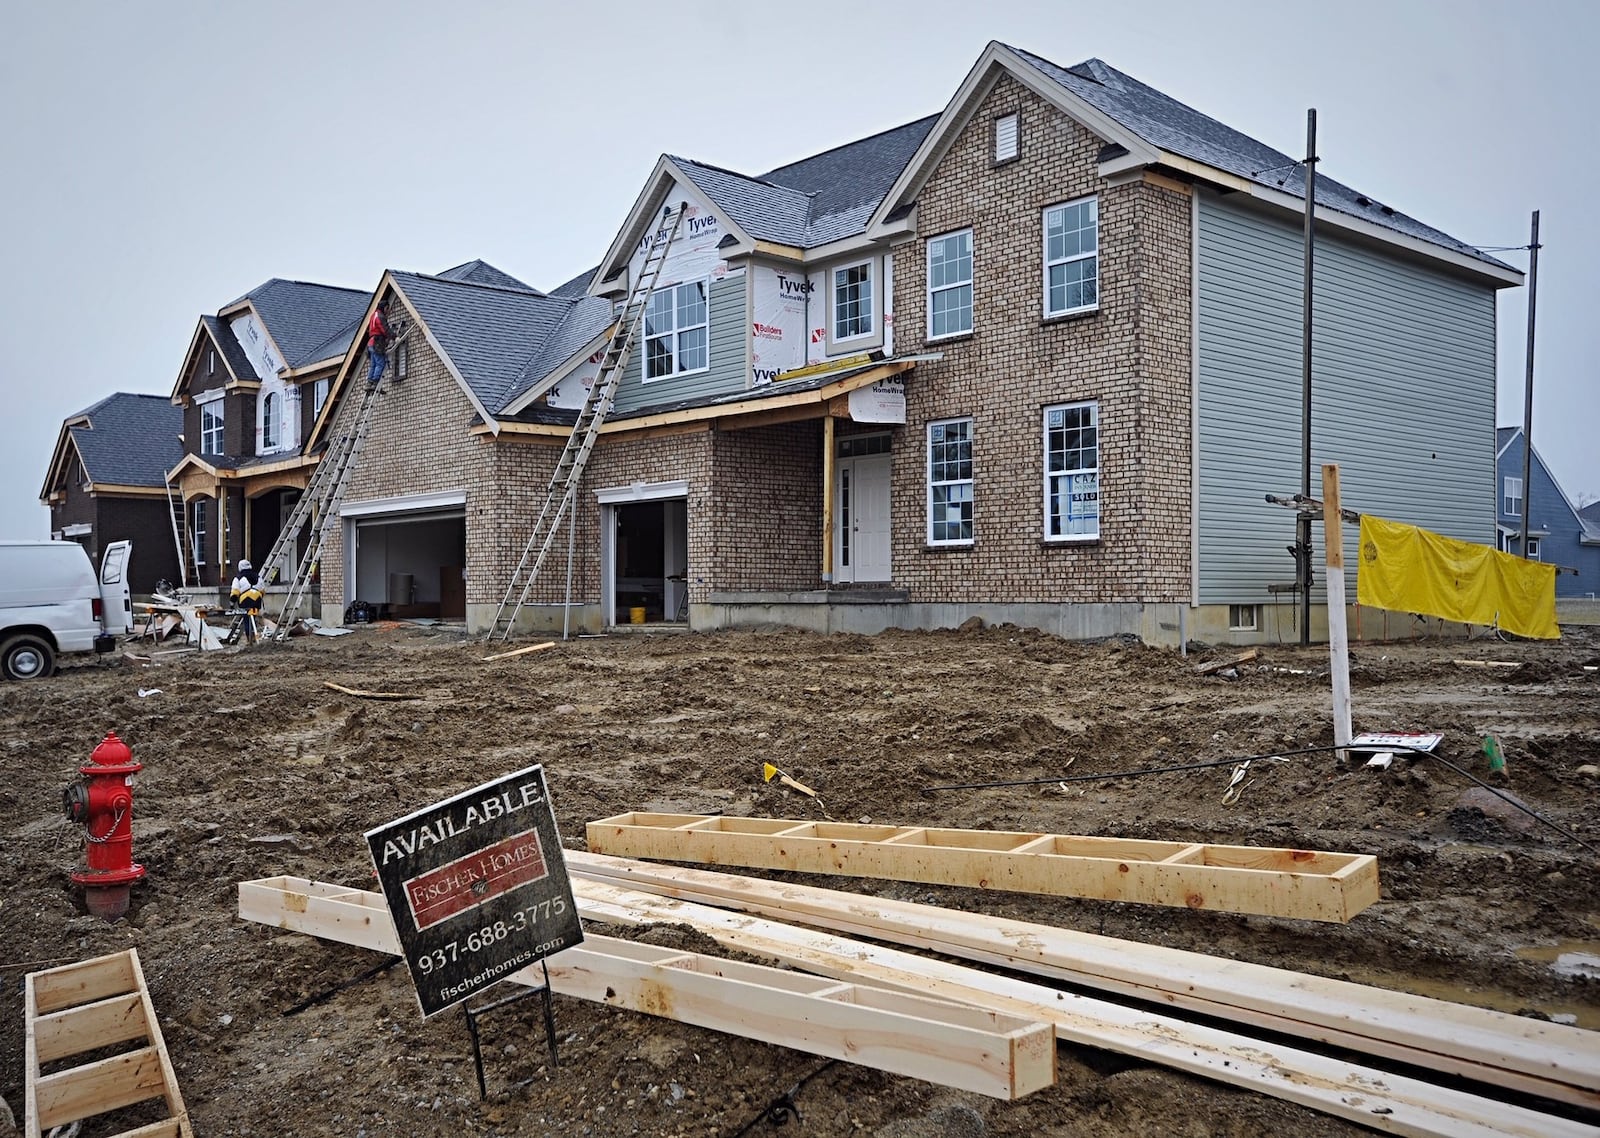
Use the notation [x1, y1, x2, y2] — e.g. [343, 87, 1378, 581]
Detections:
[481, 640, 557, 663]
[322, 681, 418, 701]
[1193, 648, 1259, 675]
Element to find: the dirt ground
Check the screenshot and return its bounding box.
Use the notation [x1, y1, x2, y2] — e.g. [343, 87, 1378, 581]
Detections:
[2, 620, 1597, 1137]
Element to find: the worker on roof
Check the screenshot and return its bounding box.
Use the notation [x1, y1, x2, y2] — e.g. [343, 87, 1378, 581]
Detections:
[230, 559, 263, 645]
[367, 298, 392, 387]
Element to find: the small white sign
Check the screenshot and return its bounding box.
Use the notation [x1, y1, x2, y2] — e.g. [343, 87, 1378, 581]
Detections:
[848, 377, 905, 424]
[1349, 732, 1443, 754]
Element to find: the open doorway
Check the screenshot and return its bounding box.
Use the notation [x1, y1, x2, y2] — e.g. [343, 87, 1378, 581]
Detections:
[351, 511, 467, 620]
[607, 496, 688, 624]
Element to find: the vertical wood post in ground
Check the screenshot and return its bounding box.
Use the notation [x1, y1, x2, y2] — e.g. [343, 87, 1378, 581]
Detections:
[1322, 463, 1352, 756]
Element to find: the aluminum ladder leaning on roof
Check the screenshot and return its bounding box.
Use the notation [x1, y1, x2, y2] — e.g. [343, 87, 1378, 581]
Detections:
[254, 317, 412, 641]
[485, 201, 690, 643]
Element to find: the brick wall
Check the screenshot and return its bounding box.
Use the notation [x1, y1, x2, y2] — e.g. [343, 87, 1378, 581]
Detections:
[708, 422, 823, 591]
[889, 72, 1192, 604]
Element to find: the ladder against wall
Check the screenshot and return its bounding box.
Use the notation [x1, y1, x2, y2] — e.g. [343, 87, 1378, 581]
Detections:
[163, 478, 197, 591]
[487, 202, 689, 642]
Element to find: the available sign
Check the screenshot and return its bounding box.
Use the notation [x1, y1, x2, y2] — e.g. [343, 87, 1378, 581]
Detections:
[365, 765, 583, 1017]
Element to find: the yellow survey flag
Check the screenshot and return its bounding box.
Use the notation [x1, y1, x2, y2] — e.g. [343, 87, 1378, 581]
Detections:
[1356, 515, 1558, 639]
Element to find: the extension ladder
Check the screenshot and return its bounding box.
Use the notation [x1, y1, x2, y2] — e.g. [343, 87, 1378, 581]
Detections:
[255, 333, 401, 640]
[486, 202, 689, 642]
[164, 477, 198, 590]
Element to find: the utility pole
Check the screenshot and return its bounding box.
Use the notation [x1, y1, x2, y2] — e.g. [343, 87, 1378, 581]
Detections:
[1519, 210, 1540, 560]
[1299, 110, 1318, 645]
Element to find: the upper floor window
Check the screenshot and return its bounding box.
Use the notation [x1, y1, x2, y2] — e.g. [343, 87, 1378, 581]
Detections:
[206, 348, 216, 376]
[644, 280, 709, 380]
[994, 113, 1019, 163]
[927, 229, 973, 340]
[312, 377, 331, 418]
[200, 401, 224, 455]
[261, 392, 279, 451]
[1045, 401, 1099, 540]
[1503, 476, 1523, 517]
[927, 417, 974, 545]
[1043, 197, 1099, 317]
[833, 262, 874, 342]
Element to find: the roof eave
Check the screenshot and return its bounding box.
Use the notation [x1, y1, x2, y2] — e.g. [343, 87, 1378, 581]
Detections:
[500, 324, 618, 417]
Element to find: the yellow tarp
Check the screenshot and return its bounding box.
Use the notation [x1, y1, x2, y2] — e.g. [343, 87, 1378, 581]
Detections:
[1356, 515, 1558, 639]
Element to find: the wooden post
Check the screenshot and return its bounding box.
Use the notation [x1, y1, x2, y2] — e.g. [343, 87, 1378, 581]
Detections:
[821, 415, 835, 584]
[1321, 463, 1352, 755]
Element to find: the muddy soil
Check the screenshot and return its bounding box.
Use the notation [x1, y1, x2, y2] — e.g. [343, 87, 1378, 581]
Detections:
[2, 623, 1597, 1137]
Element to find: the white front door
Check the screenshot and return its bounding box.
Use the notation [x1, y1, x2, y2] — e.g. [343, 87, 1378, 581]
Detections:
[835, 454, 891, 583]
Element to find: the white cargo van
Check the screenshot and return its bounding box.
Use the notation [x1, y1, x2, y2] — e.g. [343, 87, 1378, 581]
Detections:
[0, 539, 131, 679]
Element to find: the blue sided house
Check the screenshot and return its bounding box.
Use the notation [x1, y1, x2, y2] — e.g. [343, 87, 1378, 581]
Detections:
[1494, 427, 1600, 598]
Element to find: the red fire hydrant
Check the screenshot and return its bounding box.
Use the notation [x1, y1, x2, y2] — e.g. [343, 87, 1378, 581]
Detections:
[64, 731, 147, 921]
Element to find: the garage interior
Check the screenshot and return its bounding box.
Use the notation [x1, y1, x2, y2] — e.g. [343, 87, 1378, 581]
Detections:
[612, 498, 687, 624]
[351, 511, 466, 620]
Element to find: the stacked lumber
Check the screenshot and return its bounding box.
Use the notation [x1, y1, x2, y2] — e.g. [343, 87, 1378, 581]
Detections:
[586, 812, 1380, 922]
[23, 949, 192, 1138]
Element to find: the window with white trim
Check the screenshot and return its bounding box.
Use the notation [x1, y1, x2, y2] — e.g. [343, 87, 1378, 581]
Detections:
[994, 113, 1019, 162]
[312, 377, 330, 417]
[644, 280, 709, 380]
[1229, 604, 1259, 632]
[200, 401, 224, 455]
[261, 392, 279, 451]
[1503, 476, 1522, 517]
[927, 229, 973, 339]
[833, 262, 873, 341]
[927, 418, 973, 544]
[191, 499, 207, 568]
[1043, 197, 1099, 317]
[1527, 537, 1541, 561]
[1044, 401, 1099, 539]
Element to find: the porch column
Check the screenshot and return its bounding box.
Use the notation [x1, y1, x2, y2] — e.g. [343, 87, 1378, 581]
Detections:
[821, 415, 835, 585]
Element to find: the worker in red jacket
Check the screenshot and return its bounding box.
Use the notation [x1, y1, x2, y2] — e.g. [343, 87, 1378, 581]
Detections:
[367, 299, 392, 386]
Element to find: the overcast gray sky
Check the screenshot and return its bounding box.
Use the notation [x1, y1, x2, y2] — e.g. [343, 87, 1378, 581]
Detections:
[3, 0, 1593, 540]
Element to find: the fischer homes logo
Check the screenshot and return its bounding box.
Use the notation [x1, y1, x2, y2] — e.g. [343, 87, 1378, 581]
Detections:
[775, 273, 814, 297]
[753, 323, 784, 340]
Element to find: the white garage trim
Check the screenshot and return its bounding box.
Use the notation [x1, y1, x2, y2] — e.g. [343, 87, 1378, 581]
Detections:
[339, 489, 467, 518]
[596, 479, 688, 505]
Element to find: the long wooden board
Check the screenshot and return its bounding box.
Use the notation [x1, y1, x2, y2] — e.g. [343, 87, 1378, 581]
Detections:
[586, 812, 1380, 923]
[570, 850, 1599, 1110]
[23, 949, 192, 1138]
[567, 878, 1597, 1138]
[237, 877, 1054, 1100]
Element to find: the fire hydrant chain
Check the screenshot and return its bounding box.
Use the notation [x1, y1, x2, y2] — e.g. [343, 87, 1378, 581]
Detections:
[81, 808, 127, 844]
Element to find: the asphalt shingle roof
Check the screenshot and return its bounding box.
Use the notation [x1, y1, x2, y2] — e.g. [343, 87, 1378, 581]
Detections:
[390, 270, 603, 416]
[549, 267, 598, 298]
[667, 115, 938, 250]
[64, 393, 184, 488]
[230, 279, 372, 368]
[1005, 46, 1512, 272]
[436, 260, 537, 292]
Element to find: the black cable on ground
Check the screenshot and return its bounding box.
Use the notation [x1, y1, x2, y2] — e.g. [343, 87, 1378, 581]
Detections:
[923, 743, 1598, 856]
[282, 957, 400, 1016]
[730, 1059, 840, 1136]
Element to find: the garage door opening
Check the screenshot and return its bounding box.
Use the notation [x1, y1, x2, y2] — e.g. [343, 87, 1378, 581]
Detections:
[351, 511, 466, 621]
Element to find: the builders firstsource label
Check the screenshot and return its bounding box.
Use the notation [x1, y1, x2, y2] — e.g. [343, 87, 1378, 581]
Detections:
[365, 765, 583, 1017]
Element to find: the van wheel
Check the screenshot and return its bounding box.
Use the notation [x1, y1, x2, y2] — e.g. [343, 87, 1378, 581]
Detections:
[1, 635, 54, 680]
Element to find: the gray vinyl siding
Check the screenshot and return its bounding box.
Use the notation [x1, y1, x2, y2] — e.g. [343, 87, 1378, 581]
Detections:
[1196, 191, 1498, 605]
[612, 276, 748, 413]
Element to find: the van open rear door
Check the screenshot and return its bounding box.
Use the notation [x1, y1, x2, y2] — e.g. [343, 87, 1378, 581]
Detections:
[99, 540, 133, 635]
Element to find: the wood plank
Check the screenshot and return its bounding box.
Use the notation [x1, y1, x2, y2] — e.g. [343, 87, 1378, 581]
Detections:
[1194, 647, 1260, 674]
[127, 948, 191, 1130]
[32, 992, 147, 1064]
[568, 878, 1595, 1138]
[28, 952, 137, 1015]
[569, 852, 1598, 1110]
[584, 813, 1380, 923]
[35, 1046, 166, 1131]
[236, 878, 1055, 1100]
[481, 640, 557, 662]
[240, 875, 1594, 1138]
[323, 681, 417, 701]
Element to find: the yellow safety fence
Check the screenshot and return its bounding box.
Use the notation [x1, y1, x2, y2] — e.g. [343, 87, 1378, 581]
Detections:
[1356, 515, 1559, 639]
